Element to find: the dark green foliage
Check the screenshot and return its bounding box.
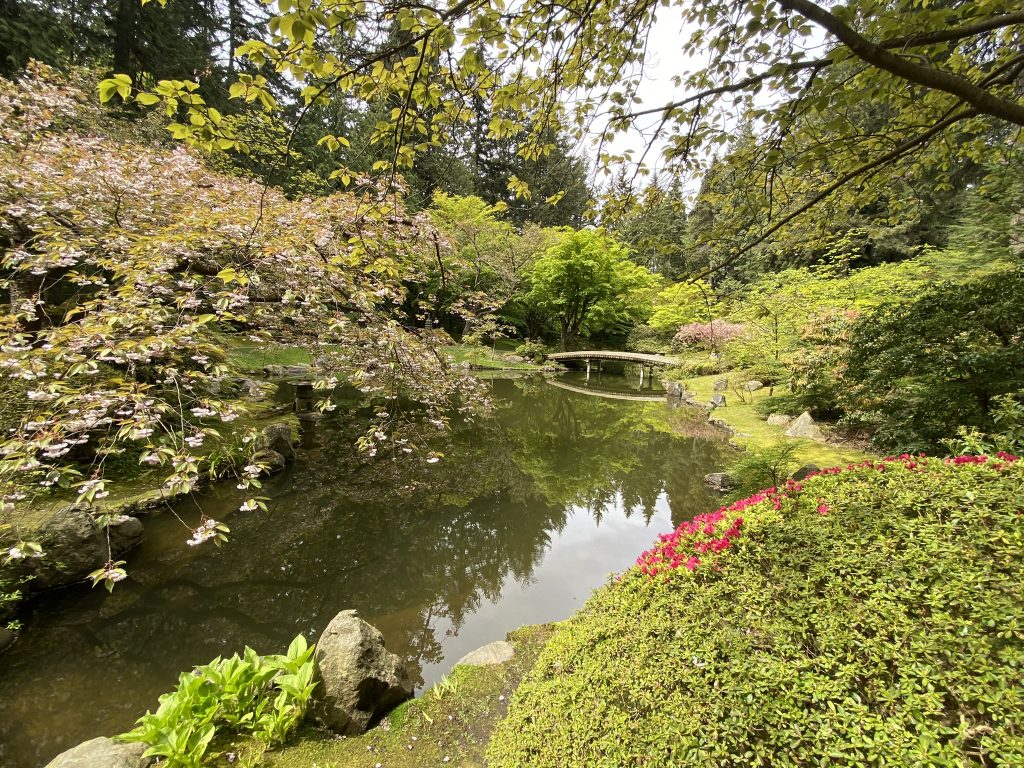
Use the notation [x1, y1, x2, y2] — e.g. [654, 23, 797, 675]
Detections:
[841, 269, 1024, 452]
[489, 458, 1024, 767]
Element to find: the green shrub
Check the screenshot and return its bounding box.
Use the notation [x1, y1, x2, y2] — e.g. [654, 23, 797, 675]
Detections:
[119, 635, 316, 767]
[514, 339, 548, 364]
[672, 357, 725, 377]
[624, 324, 674, 354]
[943, 394, 1024, 457]
[839, 269, 1024, 452]
[742, 360, 789, 387]
[489, 456, 1024, 767]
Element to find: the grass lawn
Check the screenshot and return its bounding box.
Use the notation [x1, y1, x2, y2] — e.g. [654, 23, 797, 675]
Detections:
[684, 374, 871, 468]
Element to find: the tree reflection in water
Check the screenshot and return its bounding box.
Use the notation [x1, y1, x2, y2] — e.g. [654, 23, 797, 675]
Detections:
[0, 375, 728, 768]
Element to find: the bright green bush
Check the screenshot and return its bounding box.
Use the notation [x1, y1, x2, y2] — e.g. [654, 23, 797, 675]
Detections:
[119, 635, 316, 767]
[489, 455, 1024, 767]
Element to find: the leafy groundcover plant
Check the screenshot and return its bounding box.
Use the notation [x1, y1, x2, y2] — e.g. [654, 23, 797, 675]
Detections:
[118, 635, 315, 767]
[489, 454, 1024, 767]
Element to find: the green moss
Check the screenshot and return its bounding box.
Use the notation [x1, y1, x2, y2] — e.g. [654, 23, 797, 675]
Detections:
[683, 373, 870, 467]
[257, 624, 555, 768]
[489, 458, 1024, 767]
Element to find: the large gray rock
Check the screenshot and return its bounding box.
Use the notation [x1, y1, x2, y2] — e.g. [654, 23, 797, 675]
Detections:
[767, 413, 793, 426]
[745, 380, 764, 392]
[710, 393, 727, 408]
[44, 737, 149, 768]
[456, 640, 515, 667]
[255, 423, 295, 463]
[704, 472, 735, 493]
[784, 411, 825, 440]
[712, 377, 729, 392]
[27, 508, 142, 591]
[312, 610, 413, 735]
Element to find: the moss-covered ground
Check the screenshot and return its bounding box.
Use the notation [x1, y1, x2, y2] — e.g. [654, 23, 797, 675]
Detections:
[682, 373, 870, 467]
[248, 624, 555, 768]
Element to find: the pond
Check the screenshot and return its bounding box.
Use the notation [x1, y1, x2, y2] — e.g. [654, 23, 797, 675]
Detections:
[0, 373, 728, 767]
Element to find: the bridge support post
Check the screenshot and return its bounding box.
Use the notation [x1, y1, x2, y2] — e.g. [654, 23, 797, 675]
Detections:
[586, 359, 591, 380]
[639, 365, 645, 387]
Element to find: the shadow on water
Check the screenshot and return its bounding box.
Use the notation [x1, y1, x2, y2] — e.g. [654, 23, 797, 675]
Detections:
[0, 374, 728, 767]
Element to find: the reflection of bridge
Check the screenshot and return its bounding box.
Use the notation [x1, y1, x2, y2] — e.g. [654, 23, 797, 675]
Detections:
[545, 350, 678, 385]
[546, 379, 667, 403]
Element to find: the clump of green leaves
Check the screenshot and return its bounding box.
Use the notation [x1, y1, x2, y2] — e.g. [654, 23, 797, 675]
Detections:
[514, 339, 547, 364]
[119, 635, 315, 767]
[489, 457, 1024, 766]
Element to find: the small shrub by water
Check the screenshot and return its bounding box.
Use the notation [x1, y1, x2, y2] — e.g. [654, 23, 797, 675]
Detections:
[489, 454, 1024, 767]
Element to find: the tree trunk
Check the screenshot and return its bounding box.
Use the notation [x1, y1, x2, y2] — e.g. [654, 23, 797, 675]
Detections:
[112, 0, 138, 74]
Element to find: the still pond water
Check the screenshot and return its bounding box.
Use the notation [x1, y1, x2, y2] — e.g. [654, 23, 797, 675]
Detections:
[0, 373, 727, 767]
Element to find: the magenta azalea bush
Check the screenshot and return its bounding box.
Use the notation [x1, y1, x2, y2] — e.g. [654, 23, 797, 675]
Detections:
[636, 452, 1021, 579]
[491, 453, 1024, 767]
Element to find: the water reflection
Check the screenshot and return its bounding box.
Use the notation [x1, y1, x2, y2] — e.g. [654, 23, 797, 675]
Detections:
[0, 375, 727, 767]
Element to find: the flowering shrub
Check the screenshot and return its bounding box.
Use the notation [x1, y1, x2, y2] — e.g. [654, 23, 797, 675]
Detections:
[491, 453, 1024, 767]
[0, 65, 486, 585]
[672, 319, 743, 352]
[636, 452, 1020, 579]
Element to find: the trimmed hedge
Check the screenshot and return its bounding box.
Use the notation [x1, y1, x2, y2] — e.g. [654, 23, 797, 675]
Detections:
[488, 455, 1024, 767]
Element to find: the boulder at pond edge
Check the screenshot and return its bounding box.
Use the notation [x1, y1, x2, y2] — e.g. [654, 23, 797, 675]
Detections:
[456, 640, 515, 667]
[43, 737, 150, 768]
[18, 508, 143, 592]
[312, 609, 414, 735]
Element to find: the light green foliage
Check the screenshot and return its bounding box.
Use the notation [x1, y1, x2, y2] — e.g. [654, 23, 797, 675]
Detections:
[525, 229, 656, 349]
[489, 458, 1024, 766]
[120, 635, 315, 767]
[647, 281, 714, 333]
[423, 192, 563, 336]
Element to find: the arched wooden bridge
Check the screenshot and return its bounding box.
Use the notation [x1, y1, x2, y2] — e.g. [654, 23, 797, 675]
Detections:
[545, 350, 677, 366]
[545, 350, 678, 385]
[546, 378, 668, 402]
